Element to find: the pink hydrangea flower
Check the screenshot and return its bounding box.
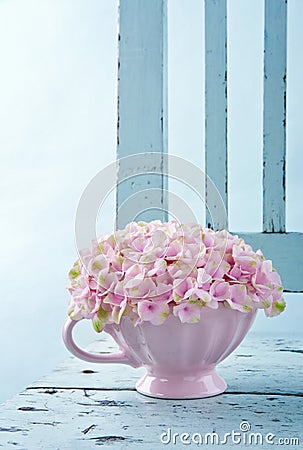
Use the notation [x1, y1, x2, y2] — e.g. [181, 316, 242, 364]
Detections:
[173, 302, 202, 323]
[67, 220, 285, 331]
[138, 300, 169, 325]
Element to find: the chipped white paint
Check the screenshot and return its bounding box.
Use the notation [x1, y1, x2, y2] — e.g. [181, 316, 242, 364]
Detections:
[263, 0, 287, 232]
[205, 0, 228, 230]
[240, 1, 301, 292]
[114, 0, 300, 293]
[0, 390, 302, 449]
[0, 334, 302, 448]
[116, 0, 168, 228]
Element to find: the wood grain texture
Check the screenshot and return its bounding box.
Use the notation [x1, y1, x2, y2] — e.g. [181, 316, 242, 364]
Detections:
[116, 0, 168, 228]
[205, 0, 228, 230]
[1, 333, 302, 449]
[0, 390, 301, 449]
[263, 0, 287, 232]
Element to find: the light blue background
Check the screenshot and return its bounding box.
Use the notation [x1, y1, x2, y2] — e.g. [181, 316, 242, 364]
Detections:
[0, 0, 302, 404]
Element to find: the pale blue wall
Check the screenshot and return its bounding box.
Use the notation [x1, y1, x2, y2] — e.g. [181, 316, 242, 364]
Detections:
[0, 0, 302, 404]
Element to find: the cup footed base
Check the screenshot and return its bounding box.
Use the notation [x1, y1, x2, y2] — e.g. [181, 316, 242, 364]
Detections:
[135, 369, 227, 399]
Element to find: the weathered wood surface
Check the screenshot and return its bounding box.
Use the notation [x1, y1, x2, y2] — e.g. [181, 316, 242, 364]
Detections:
[204, 0, 300, 293]
[116, 0, 168, 228]
[263, 0, 287, 233]
[205, 0, 228, 230]
[0, 333, 302, 449]
[0, 390, 301, 449]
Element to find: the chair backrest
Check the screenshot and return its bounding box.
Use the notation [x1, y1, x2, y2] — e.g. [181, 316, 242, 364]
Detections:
[116, 0, 302, 292]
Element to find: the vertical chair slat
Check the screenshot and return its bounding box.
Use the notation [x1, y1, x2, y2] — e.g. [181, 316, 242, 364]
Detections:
[116, 0, 168, 229]
[263, 0, 287, 232]
[205, 0, 228, 230]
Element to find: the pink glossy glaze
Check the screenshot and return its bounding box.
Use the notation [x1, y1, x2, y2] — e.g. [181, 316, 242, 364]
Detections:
[62, 304, 257, 399]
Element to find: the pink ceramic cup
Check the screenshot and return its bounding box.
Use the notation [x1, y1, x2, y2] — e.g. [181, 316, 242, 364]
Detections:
[62, 303, 256, 399]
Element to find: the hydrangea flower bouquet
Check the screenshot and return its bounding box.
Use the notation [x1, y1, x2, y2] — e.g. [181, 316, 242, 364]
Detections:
[67, 220, 285, 332]
[63, 220, 285, 398]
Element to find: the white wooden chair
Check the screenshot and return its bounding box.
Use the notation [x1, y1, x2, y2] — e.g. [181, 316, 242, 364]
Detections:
[116, 0, 302, 293]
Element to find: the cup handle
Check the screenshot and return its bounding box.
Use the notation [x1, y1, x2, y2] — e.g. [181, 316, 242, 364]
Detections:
[62, 317, 139, 367]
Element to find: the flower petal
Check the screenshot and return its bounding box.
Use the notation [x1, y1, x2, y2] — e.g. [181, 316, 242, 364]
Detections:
[173, 303, 201, 323]
[137, 301, 169, 325]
